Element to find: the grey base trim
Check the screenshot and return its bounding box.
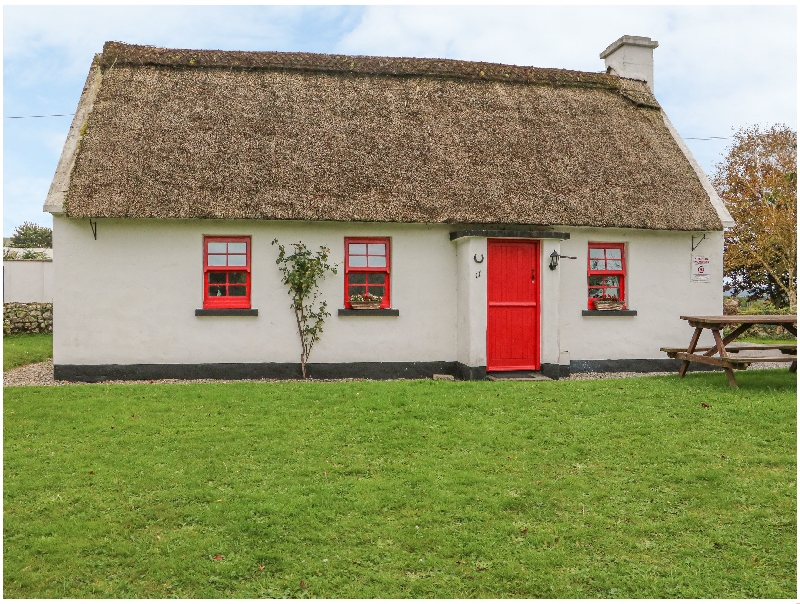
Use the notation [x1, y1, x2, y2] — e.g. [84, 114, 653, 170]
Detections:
[540, 363, 571, 380]
[450, 229, 570, 241]
[570, 358, 720, 374]
[195, 308, 258, 316]
[582, 310, 638, 317]
[338, 308, 400, 316]
[52, 359, 719, 383]
[454, 363, 487, 381]
[54, 361, 477, 383]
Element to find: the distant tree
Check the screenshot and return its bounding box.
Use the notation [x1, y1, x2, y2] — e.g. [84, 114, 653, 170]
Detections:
[8, 221, 52, 248]
[712, 125, 797, 310]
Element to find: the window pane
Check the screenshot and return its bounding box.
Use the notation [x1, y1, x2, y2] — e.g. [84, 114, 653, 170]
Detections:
[589, 248, 605, 259]
[588, 288, 603, 298]
[588, 276, 603, 286]
[367, 256, 386, 267]
[349, 273, 367, 284]
[229, 272, 247, 284]
[208, 272, 226, 284]
[369, 286, 385, 298]
[367, 243, 386, 255]
[348, 285, 366, 297]
[208, 242, 227, 254]
[228, 286, 247, 296]
[606, 249, 622, 259]
[209, 285, 226, 296]
[349, 256, 367, 267]
[589, 260, 606, 270]
[367, 273, 386, 285]
[349, 243, 367, 255]
[606, 288, 619, 297]
[228, 255, 247, 266]
[228, 242, 247, 254]
[607, 260, 622, 270]
[604, 276, 620, 286]
[208, 255, 227, 266]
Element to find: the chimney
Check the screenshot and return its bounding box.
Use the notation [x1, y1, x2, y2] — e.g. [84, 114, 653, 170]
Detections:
[600, 35, 659, 92]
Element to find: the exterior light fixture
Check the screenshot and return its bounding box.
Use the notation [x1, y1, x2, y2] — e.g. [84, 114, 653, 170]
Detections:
[549, 250, 560, 270]
[549, 250, 577, 270]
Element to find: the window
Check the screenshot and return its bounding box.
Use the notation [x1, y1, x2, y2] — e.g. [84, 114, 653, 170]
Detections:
[344, 237, 390, 308]
[587, 242, 625, 309]
[203, 236, 251, 309]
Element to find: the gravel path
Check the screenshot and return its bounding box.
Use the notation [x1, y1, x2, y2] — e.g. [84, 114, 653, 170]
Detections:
[3, 359, 790, 387]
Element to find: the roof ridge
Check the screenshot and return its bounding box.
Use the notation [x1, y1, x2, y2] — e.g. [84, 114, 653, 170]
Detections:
[100, 41, 629, 91]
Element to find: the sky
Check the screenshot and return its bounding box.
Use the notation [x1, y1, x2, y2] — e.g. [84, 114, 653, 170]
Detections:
[2, 4, 797, 237]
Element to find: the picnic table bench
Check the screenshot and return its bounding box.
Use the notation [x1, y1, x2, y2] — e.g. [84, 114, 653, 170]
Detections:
[661, 315, 797, 388]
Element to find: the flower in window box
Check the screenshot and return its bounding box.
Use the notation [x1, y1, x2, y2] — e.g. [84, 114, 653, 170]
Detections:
[594, 293, 625, 311]
[349, 293, 383, 309]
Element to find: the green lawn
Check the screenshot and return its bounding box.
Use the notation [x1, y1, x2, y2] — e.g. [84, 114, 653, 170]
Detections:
[3, 332, 53, 370]
[4, 372, 796, 598]
[738, 336, 797, 346]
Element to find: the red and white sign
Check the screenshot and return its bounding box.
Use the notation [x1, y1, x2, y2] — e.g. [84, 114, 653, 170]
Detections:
[692, 255, 710, 282]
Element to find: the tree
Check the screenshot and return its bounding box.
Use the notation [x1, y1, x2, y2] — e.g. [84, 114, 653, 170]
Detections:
[712, 124, 797, 310]
[272, 239, 337, 378]
[9, 221, 52, 248]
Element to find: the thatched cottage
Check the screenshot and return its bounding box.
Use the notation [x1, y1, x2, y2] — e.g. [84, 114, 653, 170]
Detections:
[45, 36, 732, 381]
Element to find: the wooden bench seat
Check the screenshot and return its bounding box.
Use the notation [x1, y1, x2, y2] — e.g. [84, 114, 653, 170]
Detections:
[670, 351, 796, 368]
[661, 343, 796, 354]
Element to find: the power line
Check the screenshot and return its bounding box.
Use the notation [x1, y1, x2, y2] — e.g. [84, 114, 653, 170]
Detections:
[5, 113, 75, 119]
[684, 136, 730, 141]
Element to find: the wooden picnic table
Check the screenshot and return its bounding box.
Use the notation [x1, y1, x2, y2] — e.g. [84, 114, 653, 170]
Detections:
[661, 315, 797, 388]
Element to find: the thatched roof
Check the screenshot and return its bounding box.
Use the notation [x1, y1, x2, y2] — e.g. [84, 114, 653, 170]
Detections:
[60, 41, 724, 230]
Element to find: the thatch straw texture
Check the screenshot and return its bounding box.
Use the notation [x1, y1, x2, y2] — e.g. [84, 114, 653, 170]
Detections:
[63, 42, 722, 230]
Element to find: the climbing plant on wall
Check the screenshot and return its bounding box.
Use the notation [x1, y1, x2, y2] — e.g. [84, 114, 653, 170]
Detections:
[272, 239, 337, 379]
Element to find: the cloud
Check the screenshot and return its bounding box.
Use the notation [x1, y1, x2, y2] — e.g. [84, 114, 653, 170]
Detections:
[2, 5, 796, 233]
[337, 5, 796, 174]
[3, 176, 54, 235]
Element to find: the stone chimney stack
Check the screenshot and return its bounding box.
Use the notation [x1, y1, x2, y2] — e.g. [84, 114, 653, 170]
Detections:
[600, 35, 659, 92]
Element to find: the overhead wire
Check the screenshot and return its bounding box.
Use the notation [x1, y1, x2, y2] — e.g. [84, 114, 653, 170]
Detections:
[5, 113, 75, 119]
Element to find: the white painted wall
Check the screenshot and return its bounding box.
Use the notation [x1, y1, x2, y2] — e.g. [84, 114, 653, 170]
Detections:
[557, 227, 724, 360]
[53, 217, 724, 368]
[53, 217, 458, 365]
[3, 260, 54, 302]
[455, 236, 487, 368]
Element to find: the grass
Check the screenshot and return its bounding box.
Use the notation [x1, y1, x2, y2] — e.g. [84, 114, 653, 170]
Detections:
[3, 332, 53, 370]
[738, 336, 797, 346]
[4, 371, 796, 598]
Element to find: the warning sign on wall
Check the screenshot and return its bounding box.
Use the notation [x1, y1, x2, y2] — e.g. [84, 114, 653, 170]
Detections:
[692, 255, 710, 282]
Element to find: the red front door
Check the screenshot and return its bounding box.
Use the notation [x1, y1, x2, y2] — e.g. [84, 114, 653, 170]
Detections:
[487, 239, 541, 371]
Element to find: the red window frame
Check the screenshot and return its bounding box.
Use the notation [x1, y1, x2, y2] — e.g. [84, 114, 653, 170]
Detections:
[344, 237, 391, 309]
[587, 242, 626, 309]
[203, 236, 252, 309]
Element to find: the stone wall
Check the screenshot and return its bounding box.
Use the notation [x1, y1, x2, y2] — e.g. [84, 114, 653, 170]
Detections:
[3, 302, 53, 335]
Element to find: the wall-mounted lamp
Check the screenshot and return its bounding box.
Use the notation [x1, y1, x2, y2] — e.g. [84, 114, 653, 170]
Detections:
[549, 250, 560, 270]
[549, 250, 577, 270]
